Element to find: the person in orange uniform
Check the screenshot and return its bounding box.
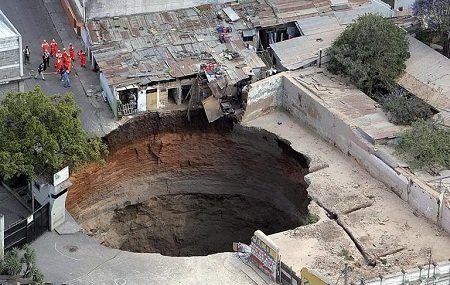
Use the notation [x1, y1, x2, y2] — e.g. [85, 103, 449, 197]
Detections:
[50, 39, 58, 57]
[64, 58, 72, 73]
[77, 49, 87, 68]
[55, 57, 63, 79]
[41, 40, 49, 53]
[68, 43, 76, 62]
[62, 48, 70, 67]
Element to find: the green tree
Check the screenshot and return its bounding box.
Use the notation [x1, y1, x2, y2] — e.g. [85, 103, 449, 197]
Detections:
[0, 86, 108, 180]
[413, 0, 450, 57]
[327, 14, 410, 99]
[397, 120, 450, 174]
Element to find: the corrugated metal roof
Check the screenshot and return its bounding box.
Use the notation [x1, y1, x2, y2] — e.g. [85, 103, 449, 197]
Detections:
[398, 36, 450, 111]
[270, 29, 342, 70]
[89, 4, 265, 88]
[223, 7, 240, 22]
[297, 14, 342, 35]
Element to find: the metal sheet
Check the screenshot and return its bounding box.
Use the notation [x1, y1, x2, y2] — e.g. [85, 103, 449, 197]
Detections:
[223, 7, 240, 22]
[202, 95, 223, 122]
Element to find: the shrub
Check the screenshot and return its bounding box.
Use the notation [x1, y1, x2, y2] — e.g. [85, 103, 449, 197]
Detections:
[382, 89, 434, 125]
[397, 120, 450, 174]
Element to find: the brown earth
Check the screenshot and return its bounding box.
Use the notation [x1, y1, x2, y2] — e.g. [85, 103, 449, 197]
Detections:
[68, 110, 311, 256]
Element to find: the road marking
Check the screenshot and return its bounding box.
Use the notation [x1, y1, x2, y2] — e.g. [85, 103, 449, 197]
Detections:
[115, 278, 126, 285]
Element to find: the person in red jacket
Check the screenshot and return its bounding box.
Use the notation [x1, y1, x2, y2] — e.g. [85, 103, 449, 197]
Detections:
[41, 40, 49, 53]
[68, 43, 76, 62]
[77, 49, 87, 68]
[50, 39, 58, 57]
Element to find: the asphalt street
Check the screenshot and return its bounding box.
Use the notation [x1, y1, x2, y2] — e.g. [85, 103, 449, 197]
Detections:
[1, 0, 119, 137]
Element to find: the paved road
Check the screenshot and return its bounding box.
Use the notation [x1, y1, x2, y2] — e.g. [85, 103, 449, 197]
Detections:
[1, 0, 118, 137]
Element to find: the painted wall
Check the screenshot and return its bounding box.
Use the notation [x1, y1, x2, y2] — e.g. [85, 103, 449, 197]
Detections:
[137, 90, 146, 112]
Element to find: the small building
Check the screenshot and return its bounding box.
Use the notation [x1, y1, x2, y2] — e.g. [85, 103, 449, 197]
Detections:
[0, 9, 23, 99]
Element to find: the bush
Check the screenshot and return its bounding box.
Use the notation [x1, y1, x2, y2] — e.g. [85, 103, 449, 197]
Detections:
[382, 89, 434, 125]
[397, 120, 450, 174]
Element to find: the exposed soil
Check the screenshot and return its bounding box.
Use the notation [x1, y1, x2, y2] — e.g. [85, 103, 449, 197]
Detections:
[68, 110, 310, 256]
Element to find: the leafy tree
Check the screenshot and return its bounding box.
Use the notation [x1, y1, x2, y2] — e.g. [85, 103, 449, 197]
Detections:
[382, 88, 434, 125]
[397, 120, 450, 174]
[327, 14, 410, 99]
[0, 86, 108, 180]
[413, 0, 450, 57]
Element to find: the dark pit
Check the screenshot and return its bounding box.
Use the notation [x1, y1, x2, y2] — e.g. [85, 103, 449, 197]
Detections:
[68, 111, 310, 256]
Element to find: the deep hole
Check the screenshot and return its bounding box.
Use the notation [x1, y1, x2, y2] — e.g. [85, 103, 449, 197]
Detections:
[69, 111, 311, 257]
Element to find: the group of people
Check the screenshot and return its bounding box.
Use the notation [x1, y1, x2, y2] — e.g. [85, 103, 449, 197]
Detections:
[23, 39, 87, 88]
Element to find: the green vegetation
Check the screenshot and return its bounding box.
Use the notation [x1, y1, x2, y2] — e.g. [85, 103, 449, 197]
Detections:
[327, 14, 410, 99]
[0, 87, 108, 180]
[413, 0, 450, 57]
[382, 89, 434, 125]
[0, 245, 44, 284]
[337, 247, 354, 261]
[397, 120, 450, 174]
[304, 213, 320, 225]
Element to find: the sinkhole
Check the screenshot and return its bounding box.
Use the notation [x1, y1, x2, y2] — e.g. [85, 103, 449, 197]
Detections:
[68, 111, 311, 257]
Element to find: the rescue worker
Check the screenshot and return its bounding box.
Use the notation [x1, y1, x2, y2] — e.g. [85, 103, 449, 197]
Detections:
[41, 40, 49, 53]
[62, 48, 70, 67]
[55, 57, 63, 78]
[35, 62, 45, 80]
[50, 39, 58, 57]
[68, 43, 76, 62]
[64, 57, 72, 73]
[23, 46, 30, 64]
[42, 51, 50, 71]
[77, 49, 87, 68]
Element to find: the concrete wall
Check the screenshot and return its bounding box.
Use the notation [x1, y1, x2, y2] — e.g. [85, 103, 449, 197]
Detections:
[99, 72, 118, 119]
[243, 73, 450, 233]
[81, 0, 234, 19]
[244, 74, 284, 122]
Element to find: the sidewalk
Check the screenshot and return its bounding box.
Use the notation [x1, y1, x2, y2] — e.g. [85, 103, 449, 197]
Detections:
[42, 0, 119, 137]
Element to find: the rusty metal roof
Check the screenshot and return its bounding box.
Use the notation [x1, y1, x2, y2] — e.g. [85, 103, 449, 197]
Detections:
[88, 4, 267, 88]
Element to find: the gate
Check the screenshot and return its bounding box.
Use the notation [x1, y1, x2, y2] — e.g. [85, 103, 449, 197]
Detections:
[4, 203, 50, 250]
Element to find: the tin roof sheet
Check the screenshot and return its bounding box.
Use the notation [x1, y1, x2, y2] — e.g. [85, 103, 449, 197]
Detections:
[398, 36, 450, 111]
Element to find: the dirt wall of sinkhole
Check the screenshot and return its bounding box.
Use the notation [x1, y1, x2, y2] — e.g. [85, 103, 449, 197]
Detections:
[68, 110, 311, 256]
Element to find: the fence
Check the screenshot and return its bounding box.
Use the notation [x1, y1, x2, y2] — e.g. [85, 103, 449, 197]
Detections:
[4, 203, 49, 250]
[279, 261, 301, 285]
